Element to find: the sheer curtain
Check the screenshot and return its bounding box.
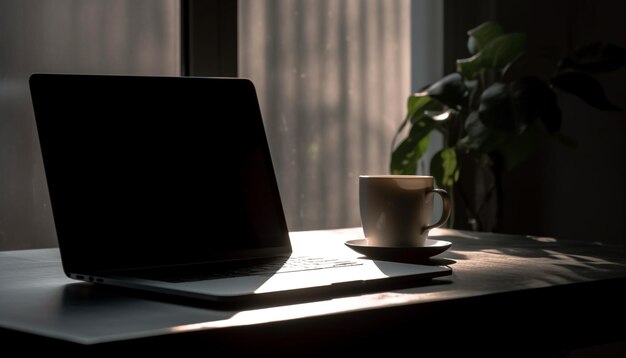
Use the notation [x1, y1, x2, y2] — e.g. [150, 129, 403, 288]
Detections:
[239, 0, 411, 231]
[0, 0, 179, 250]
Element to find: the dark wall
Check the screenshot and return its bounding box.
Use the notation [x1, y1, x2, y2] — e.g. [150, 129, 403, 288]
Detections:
[445, 0, 626, 243]
[503, 0, 626, 243]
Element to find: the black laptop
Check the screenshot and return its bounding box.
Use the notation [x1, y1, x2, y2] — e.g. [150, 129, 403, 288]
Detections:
[29, 73, 451, 306]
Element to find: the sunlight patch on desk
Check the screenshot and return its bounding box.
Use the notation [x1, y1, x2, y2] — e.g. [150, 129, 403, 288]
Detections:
[430, 228, 480, 240]
[526, 235, 557, 243]
[252, 269, 365, 294]
[167, 289, 442, 334]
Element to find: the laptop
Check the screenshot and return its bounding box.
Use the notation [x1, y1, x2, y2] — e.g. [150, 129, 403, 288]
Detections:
[29, 73, 451, 306]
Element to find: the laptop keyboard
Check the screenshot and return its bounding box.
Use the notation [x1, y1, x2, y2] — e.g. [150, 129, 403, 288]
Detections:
[128, 256, 363, 283]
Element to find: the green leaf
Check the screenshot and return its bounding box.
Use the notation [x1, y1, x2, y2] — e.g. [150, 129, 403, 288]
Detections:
[467, 21, 504, 55]
[408, 114, 438, 147]
[389, 134, 430, 175]
[390, 137, 422, 174]
[497, 120, 544, 170]
[551, 72, 621, 111]
[457, 33, 527, 79]
[430, 147, 460, 187]
[479, 77, 559, 134]
[510, 77, 559, 133]
[418, 73, 468, 109]
[459, 112, 482, 152]
[461, 109, 550, 171]
[559, 42, 626, 73]
[391, 95, 436, 150]
[478, 82, 515, 131]
[407, 95, 433, 120]
[396, 95, 430, 134]
[459, 111, 506, 154]
[390, 115, 438, 174]
[415, 135, 430, 166]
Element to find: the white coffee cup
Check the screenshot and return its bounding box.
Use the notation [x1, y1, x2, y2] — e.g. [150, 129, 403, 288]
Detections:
[359, 175, 452, 247]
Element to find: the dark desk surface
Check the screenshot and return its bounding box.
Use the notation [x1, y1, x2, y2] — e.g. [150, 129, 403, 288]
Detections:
[2, 228, 626, 353]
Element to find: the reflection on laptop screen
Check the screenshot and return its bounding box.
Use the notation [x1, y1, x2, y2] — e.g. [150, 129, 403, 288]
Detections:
[30, 74, 291, 272]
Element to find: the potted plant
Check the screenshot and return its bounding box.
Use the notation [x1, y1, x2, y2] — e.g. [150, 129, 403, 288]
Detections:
[390, 21, 626, 231]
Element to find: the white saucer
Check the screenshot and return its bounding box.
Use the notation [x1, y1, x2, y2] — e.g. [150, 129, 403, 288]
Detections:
[344, 239, 452, 262]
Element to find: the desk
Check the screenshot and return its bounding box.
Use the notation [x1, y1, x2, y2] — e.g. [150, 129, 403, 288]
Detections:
[2, 228, 626, 353]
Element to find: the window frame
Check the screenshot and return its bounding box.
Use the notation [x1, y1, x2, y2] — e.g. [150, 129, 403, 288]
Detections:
[181, 0, 238, 76]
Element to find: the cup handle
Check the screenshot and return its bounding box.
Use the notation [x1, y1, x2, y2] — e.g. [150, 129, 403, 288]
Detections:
[423, 188, 452, 231]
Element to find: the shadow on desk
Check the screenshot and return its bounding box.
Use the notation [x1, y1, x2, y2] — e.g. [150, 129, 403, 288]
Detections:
[436, 231, 626, 284]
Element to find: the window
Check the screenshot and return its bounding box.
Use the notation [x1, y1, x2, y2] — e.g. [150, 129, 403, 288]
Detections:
[0, 0, 442, 249]
[239, 0, 412, 231]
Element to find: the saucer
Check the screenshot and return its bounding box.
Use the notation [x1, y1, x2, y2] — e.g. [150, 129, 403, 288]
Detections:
[344, 239, 452, 262]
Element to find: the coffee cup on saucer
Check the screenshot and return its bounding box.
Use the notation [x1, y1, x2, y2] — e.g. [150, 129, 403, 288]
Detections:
[359, 175, 451, 248]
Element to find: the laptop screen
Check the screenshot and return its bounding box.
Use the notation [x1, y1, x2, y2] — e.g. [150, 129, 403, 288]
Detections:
[30, 74, 291, 273]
